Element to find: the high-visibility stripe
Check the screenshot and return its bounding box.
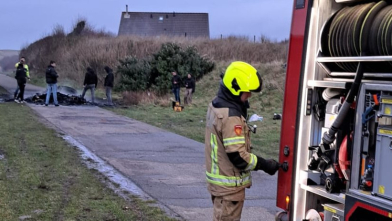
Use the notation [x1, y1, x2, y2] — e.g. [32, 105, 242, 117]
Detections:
[210, 134, 219, 175]
[223, 136, 245, 146]
[245, 153, 258, 171]
[206, 171, 251, 187]
[15, 63, 30, 77]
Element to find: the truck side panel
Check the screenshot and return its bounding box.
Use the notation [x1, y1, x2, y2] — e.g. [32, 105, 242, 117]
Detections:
[276, 0, 311, 211]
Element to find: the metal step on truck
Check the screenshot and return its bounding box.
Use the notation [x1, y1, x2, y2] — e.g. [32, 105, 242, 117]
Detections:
[275, 0, 392, 220]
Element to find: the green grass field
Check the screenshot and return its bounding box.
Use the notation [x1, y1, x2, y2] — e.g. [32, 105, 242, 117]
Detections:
[0, 101, 174, 221]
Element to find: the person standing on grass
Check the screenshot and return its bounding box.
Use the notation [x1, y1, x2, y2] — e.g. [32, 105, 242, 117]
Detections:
[14, 63, 27, 103]
[14, 57, 30, 100]
[104, 66, 114, 106]
[184, 73, 195, 105]
[45, 61, 59, 106]
[171, 71, 182, 103]
[81, 67, 98, 104]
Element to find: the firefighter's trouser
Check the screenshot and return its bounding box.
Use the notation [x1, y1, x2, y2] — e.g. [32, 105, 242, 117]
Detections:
[211, 193, 244, 221]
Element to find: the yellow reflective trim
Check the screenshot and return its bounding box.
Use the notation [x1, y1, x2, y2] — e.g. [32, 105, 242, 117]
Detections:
[224, 136, 245, 141]
[206, 171, 251, 187]
[210, 134, 219, 175]
[245, 154, 258, 171]
[223, 137, 245, 146]
[225, 141, 245, 146]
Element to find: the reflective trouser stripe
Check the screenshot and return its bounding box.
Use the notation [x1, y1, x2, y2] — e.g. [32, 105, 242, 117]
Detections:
[211, 134, 219, 175]
[245, 153, 258, 171]
[206, 171, 251, 187]
[223, 136, 245, 146]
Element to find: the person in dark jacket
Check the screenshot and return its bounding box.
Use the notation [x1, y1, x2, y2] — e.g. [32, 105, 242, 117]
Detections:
[14, 57, 30, 99]
[184, 73, 195, 105]
[81, 67, 98, 104]
[45, 61, 59, 106]
[104, 66, 114, 106]
[14, 63, 27, 103]
[171, 71, 182, 103]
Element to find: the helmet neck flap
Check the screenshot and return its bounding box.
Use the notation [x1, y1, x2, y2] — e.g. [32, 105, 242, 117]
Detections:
[212, 82, 249, 118]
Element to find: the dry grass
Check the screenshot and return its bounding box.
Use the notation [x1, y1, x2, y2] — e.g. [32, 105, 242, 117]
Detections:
[121, 91, 172, 107]
[21, 27, 288, 89]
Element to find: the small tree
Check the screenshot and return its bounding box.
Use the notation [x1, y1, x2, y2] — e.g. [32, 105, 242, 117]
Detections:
[150, 43, 214, 94]
[117, 42, 215, 94]
[116, 56, 151, 91]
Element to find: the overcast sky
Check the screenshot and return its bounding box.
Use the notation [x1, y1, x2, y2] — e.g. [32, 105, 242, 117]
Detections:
[0, 0, 292, 50]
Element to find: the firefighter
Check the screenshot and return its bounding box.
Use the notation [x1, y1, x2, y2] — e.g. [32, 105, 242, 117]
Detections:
[205, 61, 280, 221]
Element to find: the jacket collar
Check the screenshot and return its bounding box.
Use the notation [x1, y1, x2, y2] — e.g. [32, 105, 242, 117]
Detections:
[212, 82, 249, 118]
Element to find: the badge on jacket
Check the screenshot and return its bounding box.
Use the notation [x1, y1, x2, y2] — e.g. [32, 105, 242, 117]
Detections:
[234, 125, 242, 135]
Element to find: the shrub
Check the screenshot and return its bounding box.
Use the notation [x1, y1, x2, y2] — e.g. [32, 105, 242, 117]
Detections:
[118, 43, 215, 94]
[116, 56, 151, 92]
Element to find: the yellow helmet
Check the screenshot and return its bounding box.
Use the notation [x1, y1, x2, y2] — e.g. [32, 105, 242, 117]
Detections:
[223, 61, 262, 96]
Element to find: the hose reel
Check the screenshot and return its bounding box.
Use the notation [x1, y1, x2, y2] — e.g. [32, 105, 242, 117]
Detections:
[320, 1, 392, 73]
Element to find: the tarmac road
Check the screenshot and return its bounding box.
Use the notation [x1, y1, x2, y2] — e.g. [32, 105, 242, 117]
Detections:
[0, 73, 279, 221]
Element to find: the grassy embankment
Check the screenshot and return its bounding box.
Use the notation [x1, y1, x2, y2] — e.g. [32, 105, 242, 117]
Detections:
[0, 94, 174, 221]
[112, 61, 285, 159]
[21, 23, 287, 159]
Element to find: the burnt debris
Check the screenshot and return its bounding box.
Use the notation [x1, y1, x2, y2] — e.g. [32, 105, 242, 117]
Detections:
[25, 92, 87, 105]
[25, 86, 87, 105]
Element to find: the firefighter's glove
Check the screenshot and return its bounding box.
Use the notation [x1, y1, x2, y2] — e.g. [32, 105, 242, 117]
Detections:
[257, 157, 279, 175]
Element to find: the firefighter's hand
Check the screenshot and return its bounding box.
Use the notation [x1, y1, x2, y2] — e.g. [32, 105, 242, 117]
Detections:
[257, 157, 279, 175]
[263, 159, 280, 175]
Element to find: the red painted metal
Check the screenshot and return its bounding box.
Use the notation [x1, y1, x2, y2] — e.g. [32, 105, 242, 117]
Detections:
[339, 135, 350, 180]
[276, 1, 310, 211]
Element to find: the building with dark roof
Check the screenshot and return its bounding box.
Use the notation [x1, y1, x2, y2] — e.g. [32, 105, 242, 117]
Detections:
[118, 5, 209, 38]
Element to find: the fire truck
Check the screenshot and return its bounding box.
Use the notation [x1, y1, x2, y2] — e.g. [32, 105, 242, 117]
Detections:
[276, 0, 392, 220]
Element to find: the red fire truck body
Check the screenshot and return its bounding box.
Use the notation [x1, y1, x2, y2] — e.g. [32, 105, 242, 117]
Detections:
[276, 0, 392, 220]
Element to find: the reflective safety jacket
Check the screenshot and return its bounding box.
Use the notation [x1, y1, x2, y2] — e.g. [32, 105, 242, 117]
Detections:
[205, 102, 259, 197]
[15, 62, 30, 78]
